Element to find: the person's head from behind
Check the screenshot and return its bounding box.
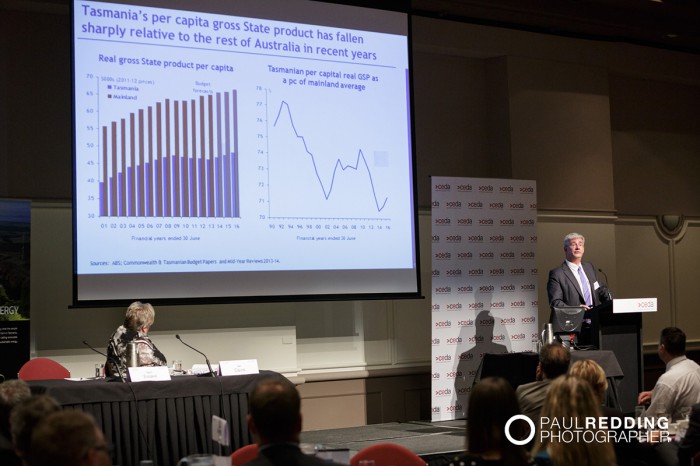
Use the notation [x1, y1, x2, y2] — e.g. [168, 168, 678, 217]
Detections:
[467, 376, 527, 464]
[248, 376, 301, 445]
[568, 359, 608, 405]
[30, 410, 110, 466]
[124, 301, 155, 333]
[659, 326, 685, 361]
[10, 394, 61, 463]
[0, 379, 31, 439]
[534, 375, 615, 465]
[538, 343, 571, 380]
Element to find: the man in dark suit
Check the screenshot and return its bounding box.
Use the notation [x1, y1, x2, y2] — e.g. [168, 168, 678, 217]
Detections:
[516, 343, 571, 426]
[246, 376, 345, 466]
[547, 232, 612, 347]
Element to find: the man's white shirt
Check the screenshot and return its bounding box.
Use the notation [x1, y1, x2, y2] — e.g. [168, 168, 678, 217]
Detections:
[646, 356, 700, 421]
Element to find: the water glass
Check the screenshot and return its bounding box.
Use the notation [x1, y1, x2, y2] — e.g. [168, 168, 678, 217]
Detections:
[680, 406, 691, 420]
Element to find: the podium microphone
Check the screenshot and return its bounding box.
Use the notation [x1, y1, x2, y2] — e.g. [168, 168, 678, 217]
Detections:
[175, 334, 217, 377]
[597, 268, 613, 301]
[82, 340, 125, 382]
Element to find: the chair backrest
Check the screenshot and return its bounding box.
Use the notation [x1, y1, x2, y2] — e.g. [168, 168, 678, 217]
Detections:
[230, 443, 259, 466]
[17, 358, 70, 381]
[350, 443, 426, 466]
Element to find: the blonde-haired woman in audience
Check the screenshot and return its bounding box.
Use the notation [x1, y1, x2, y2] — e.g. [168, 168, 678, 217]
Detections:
[569, 359, 653, 466]
[531, 375, 617, 466]
[568, 360, 610, 404]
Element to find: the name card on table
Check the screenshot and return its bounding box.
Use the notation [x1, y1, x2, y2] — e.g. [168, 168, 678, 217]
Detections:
[613, 298, 658, 314]
[128, 366, 172, 382]
[219, 359, 259, 376]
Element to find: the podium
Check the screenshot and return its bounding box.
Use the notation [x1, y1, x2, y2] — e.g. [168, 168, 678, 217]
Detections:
[592, 298, 656, 414]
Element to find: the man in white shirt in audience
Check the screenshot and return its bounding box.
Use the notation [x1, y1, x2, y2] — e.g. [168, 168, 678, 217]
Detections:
[638, 327, 700, 422]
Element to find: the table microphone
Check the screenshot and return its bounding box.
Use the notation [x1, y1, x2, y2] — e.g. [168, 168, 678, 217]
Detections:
[175, 334, 217, 377]
[82, 340, 125, 382]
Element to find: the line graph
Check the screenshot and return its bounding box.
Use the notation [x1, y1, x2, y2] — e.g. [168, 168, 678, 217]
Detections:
[266, 99, 390, 220]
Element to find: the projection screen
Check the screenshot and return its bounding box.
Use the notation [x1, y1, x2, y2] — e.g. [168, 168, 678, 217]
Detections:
[72, 0, 419, 305]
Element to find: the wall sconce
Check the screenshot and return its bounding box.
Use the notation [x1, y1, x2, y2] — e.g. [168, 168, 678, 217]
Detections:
[657, 214, 684, 238]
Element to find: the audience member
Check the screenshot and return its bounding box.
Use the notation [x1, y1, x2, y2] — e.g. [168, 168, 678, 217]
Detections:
[531, 375, 617, 466]
[569, 359, 651, 466]
[678, 402, 700, 466]
[29, 410, 111, 466]
[9, 395, 61, 465]
[246, 375, 345, 466]
[0, 379, 31, 466]
[638, 327, 700, 421]
[568, 360, 615, 415]
[516, 343, 571, 425]
[449, 376, 531, 466]
[106, 301, 167, 377]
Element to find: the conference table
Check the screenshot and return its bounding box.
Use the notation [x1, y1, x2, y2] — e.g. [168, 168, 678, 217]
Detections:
[474, 350, 625, 410]
[28, 371, 278, 466]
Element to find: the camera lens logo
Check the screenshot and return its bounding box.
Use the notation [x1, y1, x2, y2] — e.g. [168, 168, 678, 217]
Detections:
[505, 415, 535, 446]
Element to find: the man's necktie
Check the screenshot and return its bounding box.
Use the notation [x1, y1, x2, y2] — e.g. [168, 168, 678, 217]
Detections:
[578, 266, 592, 306]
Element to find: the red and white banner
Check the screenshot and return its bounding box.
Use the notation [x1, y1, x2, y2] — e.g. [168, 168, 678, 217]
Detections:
[431, 177, 538, 421]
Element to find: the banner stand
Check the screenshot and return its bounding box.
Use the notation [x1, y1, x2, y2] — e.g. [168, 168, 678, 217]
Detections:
[430, 177, 538, 421]
[0, 199, 32, 380]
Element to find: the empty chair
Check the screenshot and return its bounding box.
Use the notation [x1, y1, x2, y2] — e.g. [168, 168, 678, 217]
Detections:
[231, 443, 259, 466]
[350, 443, 426, 466]
[17, 358, 70, 381]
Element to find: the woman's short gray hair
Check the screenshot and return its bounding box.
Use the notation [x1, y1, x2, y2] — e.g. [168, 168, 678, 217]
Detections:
[124, 301, 155, 331]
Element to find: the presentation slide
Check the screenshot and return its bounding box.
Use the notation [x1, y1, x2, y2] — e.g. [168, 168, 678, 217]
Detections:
[72, 0, 419, 303]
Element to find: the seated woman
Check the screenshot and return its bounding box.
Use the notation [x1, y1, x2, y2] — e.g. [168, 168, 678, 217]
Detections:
[531, 375, 617, 466]
[568, 360, 652, 466]
[448, 376, 533, 466]
[106, 301, 167, 377]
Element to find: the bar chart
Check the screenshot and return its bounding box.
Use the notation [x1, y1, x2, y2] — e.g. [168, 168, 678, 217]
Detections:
[98, 90, 239, 219]
[72, 0, 417, 292]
